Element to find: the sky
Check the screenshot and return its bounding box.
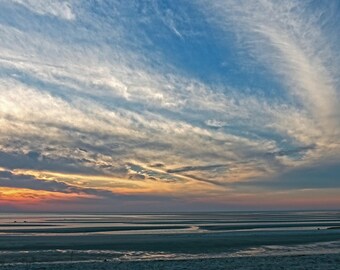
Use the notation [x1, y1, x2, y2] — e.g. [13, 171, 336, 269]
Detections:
[0, 0, 340, 212]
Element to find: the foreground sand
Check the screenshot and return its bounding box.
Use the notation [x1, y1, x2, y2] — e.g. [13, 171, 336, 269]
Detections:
[1, 254, 339, 270]
[1, 212, 339, 269]
[1, 230, 340, 269]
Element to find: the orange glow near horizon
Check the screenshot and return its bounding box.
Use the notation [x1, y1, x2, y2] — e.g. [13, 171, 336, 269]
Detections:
[10, 168, 220, 196]
[1, 167, 340, 211]
[0, 187, 97, 205]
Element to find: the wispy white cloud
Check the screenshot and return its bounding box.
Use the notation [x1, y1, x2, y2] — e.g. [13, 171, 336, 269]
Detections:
[11, 0, 76, 20]
[200, 0, 340, 156]
[0, 0, 339, 207]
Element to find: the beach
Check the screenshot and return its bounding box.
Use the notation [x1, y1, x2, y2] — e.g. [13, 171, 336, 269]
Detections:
[1, 254, 340, 270]
[0, 211, 339, 269]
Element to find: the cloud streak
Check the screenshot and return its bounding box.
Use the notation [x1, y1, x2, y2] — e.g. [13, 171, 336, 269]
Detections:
[11, 0, 76, 20]
[0, 0, 339, 210]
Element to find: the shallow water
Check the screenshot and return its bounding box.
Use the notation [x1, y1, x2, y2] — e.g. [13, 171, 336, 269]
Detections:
[1, 211, 340, 235]
[0, 211, 339, 264]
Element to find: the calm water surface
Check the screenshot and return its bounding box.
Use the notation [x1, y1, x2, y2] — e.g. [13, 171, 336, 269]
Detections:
[0, 211, 339, 263]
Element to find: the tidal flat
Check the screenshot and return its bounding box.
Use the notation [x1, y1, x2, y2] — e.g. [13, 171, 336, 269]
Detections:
[0, 211, 339, 269]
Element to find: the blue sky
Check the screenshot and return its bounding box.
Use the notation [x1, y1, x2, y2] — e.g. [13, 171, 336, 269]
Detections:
[0, 0, 339, 211]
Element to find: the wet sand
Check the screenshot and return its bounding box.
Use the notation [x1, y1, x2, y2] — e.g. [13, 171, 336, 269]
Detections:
[0, 225, 189, 234]
[1, 230, 340, 253]
[1, 212, 339, 269]
[327, 226, 340, 230]
[1, 254, 340, 270]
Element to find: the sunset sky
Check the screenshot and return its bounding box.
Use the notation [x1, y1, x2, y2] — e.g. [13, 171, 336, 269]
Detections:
[0, 0, 340, 212]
